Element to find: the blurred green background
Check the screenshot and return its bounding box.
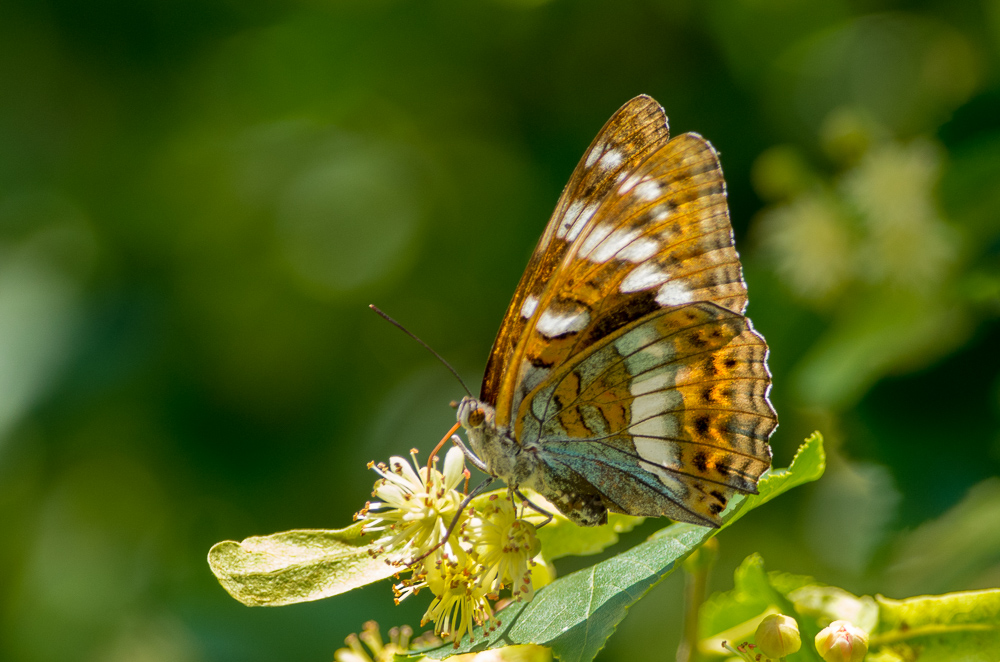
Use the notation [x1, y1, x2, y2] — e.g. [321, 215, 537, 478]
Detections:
[1, 0, 999, 660]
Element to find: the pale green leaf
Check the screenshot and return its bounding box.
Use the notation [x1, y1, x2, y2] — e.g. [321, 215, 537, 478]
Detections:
[207, 524, 398, 607]
[870, 589, 1000, 662]
[700, 558, 999, 662]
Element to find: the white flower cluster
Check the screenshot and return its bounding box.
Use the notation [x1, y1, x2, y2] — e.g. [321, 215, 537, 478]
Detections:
[356, 447, 541, 647]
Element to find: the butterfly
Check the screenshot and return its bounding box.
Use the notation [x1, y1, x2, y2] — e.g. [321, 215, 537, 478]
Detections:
[455, 95, 777, 528]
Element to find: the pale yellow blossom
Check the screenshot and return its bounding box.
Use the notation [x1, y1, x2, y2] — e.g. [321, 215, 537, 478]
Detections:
[466, 494, 541, 602]
[357, 447, 468, 566]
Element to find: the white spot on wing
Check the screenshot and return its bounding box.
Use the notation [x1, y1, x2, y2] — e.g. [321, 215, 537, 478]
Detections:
[652, 204, 673, 222]
[633, 180, 661, 202]
[559, 202, 599, 242]
[621, 262, 671, 292]
[656, 281, 693, 306]
[631, 393, 686, 470]
[597, 149, 622, 170]
[619, 237, 658, 263]
[579, 223, 615, 258]
[592, 227, 639, 262]
[634, 429, 682, 464]
[556, 200, 584, 239]
[585, 143, 603, 168]
[521, 294, 539, 319]
[631, 391, 681, 427]
[536, 307, 590, 338]
[629, 367, 675, 396]
[631, 412, 668, 438]
[585, 226, 658, 264]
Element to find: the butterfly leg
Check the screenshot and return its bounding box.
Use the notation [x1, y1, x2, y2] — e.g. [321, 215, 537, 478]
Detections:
[513, 488, 555, 528]
[449, 433, 491, 474]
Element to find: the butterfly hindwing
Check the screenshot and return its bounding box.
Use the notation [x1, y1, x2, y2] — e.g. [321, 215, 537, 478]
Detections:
[518, 302, 776, 526]
[481, 96, 671, 411]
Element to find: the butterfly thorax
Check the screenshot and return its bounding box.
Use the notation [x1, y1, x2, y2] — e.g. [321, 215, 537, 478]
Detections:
[457, 396, 611, 527]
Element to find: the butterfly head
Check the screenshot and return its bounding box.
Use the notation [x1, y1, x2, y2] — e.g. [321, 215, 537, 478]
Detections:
[456, 396, 491, 432]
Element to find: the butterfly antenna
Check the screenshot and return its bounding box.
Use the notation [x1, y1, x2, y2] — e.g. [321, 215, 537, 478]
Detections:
[368, 304, 473, 398]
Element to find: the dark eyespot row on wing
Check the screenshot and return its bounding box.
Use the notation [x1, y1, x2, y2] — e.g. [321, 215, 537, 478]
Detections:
[481, 96, 671, 413]
[516, 303, 776, 526]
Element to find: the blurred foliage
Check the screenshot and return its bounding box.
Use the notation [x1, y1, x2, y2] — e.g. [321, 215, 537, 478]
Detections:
[0, 1, 998, 661]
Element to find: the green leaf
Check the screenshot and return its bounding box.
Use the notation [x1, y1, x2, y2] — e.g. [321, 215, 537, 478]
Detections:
[870, 589, 1000, 662]
[207, 524, 398, 607]
[418, 432, 826, 661]
[699, 558, 775, 647]
[734, 430, 826, 513]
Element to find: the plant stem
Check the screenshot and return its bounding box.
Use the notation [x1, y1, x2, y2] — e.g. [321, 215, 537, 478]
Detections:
[676, 537, 719, 662]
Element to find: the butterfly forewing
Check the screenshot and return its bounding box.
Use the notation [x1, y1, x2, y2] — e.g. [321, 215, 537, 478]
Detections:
[499, 127, 750, 428]
[572, 133, 748, 316]
[481, 96, 671, 410]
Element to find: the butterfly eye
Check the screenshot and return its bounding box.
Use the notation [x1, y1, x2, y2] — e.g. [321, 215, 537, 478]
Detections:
[467, 407, 486, 428]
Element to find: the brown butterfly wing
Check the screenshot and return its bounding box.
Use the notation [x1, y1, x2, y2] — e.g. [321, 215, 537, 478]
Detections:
[475, 95, 776, 527]
[479, 96, 671, 407]
[496, 129, 749, 428]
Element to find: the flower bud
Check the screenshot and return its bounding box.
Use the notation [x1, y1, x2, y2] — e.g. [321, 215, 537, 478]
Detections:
[754, 613, 801, 658]
[814, 620, 869, 662]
